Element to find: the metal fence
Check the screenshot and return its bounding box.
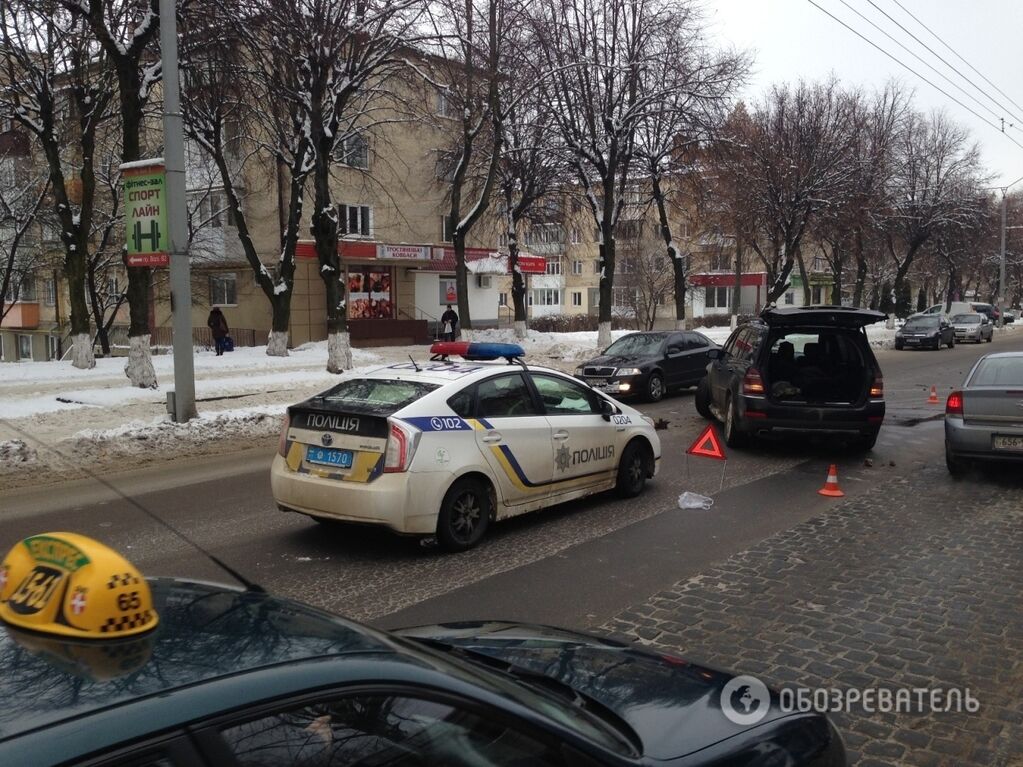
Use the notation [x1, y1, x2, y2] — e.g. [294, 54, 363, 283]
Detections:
[105, 325, 267, 350]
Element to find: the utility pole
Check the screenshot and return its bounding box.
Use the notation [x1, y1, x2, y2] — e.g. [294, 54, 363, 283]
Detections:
[999, 189, 1007, 328]
[161, 0, 197, 421]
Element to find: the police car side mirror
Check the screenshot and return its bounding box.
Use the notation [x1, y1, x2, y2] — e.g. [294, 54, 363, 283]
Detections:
[599, 399, 615, 421]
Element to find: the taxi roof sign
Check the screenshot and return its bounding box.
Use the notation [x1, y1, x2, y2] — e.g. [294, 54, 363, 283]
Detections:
[0, 533, 158, 639]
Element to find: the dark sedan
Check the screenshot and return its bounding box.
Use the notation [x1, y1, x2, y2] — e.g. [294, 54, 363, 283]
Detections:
[576, 331, 719, 402]
[1, 577, 846, 766]
[894, 315, 955, 350]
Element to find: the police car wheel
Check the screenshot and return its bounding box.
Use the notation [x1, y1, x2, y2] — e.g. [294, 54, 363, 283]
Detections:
[437, 478, 492, 552]
[615, 441, 648, 498]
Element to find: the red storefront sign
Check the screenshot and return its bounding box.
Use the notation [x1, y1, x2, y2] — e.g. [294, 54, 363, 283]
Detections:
[688, 272, 766, 287]
[514, 255, 547, 274]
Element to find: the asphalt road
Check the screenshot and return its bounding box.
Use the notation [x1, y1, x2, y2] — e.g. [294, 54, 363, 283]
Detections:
[1, 329, 1020, 630]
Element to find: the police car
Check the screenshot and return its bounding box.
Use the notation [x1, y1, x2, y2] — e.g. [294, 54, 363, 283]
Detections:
[0, 533, 847, 766]
[271, 342, 662, 551]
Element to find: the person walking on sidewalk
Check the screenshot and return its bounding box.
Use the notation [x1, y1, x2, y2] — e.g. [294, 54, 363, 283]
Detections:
[441, 304, 459, 341]
[207, 307, 230, 356]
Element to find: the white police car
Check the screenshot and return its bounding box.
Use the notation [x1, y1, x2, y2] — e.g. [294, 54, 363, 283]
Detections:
[271, 342, 661, 551]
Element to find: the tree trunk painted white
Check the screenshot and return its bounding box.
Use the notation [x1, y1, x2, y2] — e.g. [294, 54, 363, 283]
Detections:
[513, 320, 527, 340]
[460, 327, 474, 343]
[70, 333, 96, 370]
[730, 314, 738, 330]
[327, 331, 352, 373]
[266, 330, 289, 357]
[885, 316, 895, 330]
[597, 321, 612, 350]
[674, 319, 687, 330]
[124, 335, 158, 388]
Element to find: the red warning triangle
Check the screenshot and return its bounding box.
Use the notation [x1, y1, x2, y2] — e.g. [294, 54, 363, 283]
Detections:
[685, 424, 726, 461]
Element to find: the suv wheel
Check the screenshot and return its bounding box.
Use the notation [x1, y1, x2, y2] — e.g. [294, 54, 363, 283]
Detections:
[723, 394, 746, 448]
[695, 378, 712, 419]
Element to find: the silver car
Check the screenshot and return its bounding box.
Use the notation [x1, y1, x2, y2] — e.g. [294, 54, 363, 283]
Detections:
[945, 352, 1023, 474]
[950, 312, 993, 343]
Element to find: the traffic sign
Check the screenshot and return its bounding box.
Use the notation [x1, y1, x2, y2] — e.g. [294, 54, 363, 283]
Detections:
[686, 424, 726, 461]
[122, 161, 169, 267]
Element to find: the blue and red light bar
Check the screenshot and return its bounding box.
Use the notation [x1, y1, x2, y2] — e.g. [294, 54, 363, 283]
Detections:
[429, 341, 525, 362]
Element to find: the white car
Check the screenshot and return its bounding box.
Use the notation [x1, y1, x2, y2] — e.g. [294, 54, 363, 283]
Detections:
[271, 342, 661, 551]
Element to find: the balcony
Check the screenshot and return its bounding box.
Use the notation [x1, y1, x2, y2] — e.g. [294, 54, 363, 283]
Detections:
[1, 302, 40, 329]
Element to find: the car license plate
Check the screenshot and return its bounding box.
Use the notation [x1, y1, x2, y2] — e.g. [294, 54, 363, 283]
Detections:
[585, 377, 608, 387]
[306, 446, 354, 468]
[905, 338, 919, 344]
[992, 435, 1023, 452]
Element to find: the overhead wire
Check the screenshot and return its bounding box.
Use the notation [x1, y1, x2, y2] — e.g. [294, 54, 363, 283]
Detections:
[804, 0, 1023, 155]
[888, 0, 1023, 120]
[865, 0, 1023, 132]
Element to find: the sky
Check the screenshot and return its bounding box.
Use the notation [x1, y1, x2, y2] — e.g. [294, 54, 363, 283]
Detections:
[706, 0, 1023, 188]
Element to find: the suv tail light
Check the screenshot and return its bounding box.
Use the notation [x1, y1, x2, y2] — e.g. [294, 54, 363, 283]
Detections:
[742, 367, 765, 396]
[869, 375, 884, 399]
[277, 412, 291, 457]
[384, 421, 421, 473]
[946, 391, 964, 416]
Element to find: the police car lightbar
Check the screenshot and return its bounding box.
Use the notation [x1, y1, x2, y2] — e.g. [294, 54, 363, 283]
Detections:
[429, 341, 525, 362]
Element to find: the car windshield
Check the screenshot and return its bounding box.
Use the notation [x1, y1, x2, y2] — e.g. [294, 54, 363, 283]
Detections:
[951, 314, 981, 324]
[970, 357, 1023, 386]
[903, 317, 939, 329]
[603, 334, 665, 356]
[316, 379, 438, 414]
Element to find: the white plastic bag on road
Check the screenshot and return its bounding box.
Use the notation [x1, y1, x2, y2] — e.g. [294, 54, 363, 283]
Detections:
[677, 491, 714, 510]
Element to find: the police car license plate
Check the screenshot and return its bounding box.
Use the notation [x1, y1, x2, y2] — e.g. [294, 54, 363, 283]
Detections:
[306, 446, 353, 468]
[992, 435, 1023, 451]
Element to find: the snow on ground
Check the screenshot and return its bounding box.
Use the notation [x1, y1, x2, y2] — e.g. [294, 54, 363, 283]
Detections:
[0, 323, 1015, 489]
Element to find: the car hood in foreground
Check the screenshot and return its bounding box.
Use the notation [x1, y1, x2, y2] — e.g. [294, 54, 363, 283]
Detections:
[397, 621, 837, 762]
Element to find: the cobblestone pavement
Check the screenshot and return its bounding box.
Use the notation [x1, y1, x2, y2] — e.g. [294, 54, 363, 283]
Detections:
[600, 465, 1023, 766]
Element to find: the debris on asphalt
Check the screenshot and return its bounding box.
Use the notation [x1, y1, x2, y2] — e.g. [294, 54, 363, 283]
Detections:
[654, 418, 670, 430]
[678, 492, 714, 510]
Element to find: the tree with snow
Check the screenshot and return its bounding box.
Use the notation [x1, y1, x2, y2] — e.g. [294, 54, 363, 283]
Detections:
[0, 144, 50, 329]
[61, 0, 164, 387]
[0, 1, 118, 370]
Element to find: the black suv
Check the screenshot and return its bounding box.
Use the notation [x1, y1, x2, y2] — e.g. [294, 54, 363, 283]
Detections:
[695, 307, 887, 450]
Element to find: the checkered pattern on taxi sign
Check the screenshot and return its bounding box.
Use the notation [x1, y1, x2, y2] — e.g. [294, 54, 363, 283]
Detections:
[100, 610, 154, 633]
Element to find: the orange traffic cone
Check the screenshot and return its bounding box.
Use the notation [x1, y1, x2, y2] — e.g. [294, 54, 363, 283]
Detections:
[927, 385, 939, 404]
[818, 464, 845, 497]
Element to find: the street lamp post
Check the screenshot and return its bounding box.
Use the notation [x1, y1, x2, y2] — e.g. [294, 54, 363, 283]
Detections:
[999, 190, 1007, 328]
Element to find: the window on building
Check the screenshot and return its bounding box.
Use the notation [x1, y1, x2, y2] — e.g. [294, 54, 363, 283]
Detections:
[709, 252, 730, 271]
[784, 290, 795, 305]
[618, 220, 643, 240]
[616, 258, 634, 275]
[498, 292, 507, 306]
[106, 276, 119, 299]
[572, 260, 583, 275]
[497, 232, 509, 247]
[545, 257, 561, 275]
[210, 272, 237, 306]
[17, 334, 32, 361]
[705, 286, 730, 308]
[46, 335, 60, 360]
[339, 133, 369, 169]
[437, 89, 458, 118]
[811, 285, 825, 304]
[529, 288, 560, 306]
[612, 286, 636, 308]
[593, 260, 602, 274]
[571, 291, 582, 307]
[339, 204, 372, 237]
[570, 227, 580, 244]
[441, 215, 454, 243]
[44, 278, 56, 306]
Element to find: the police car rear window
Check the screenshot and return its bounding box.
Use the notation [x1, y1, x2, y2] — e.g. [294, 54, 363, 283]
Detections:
[317, 379, 439, 415]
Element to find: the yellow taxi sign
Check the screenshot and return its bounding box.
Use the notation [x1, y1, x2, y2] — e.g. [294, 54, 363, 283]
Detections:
[0, 533, 158, 639]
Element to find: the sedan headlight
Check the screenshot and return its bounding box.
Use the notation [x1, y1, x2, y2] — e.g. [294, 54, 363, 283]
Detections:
[616, 367, 642, 376]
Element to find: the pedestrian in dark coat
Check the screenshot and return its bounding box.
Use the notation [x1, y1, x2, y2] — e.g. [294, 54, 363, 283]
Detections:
[441, 304, 459, 341]
[207, 307, 230, 356]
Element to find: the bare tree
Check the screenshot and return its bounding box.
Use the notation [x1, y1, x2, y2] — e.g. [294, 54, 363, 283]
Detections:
[253, 0, 423, 372]
[85, 148, 128, 354]
[882, 109, 985, 319]
[427, 0, 505, 340]
[532, 0, 682, 348]
[181, 2, 300, 356]
[62, 0, 164, 387]
[0, 1, 117, 370]
[0, 142, 49, 325]
[715, 80, 859, 305]
[616, 230, 673, 330]
[633, 3, 748, 328]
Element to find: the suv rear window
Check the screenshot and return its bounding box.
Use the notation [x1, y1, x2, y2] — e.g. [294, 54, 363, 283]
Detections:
[316, 379, 438, 415]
